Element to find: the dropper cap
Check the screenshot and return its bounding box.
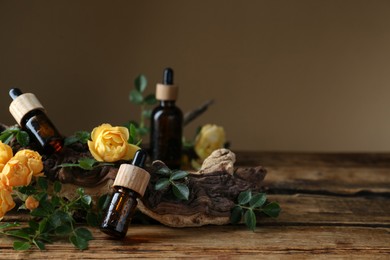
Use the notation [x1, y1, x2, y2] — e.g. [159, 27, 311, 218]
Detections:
[9, 88, 45, 125]
[156, 67, 179, 101]
[112, 150, 150, 197]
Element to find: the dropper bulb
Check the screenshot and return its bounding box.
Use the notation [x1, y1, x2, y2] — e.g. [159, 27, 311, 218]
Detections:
[132, 150, 147, 168]
[163, 68, 174, 85]
[9, 88, 23, 100]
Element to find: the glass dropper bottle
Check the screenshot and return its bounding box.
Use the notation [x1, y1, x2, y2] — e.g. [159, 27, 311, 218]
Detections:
[9, 88, 63, 154]
[100, 149, 150, 238]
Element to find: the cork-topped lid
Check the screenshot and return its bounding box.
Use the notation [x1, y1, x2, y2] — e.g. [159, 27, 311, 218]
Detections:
[156, 83, 179, 101]
[113, 164, 150, 196]
[155, 67, 179, 101]
[112, 150, 150, 197]
[9, 89, 45, 125]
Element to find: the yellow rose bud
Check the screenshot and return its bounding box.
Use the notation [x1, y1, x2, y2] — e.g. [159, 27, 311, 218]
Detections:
[0, 182, 15, 219]
[25, 195, 39, 211]
[13, 149, 43, 175]
[87, 124, 140, 162]
[0, 141, 13, 172]
[1, 159, 33, 187]
[194, 124, 226, 161]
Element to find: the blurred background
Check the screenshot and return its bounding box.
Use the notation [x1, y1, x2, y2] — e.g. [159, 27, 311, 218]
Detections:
[1, 0, 390, 151]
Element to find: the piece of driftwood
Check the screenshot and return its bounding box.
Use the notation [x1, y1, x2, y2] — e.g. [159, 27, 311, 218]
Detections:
[48, 148, 267, 227]
[1, 123, 267, 227]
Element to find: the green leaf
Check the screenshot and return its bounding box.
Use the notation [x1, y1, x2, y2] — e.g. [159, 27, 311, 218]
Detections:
[129, 89, 143, 104]
[75, 227, 93, 241]
[128, 123, 137, 144]
[33, 239, 45, 250]
[172, 183, 189, 200]
[55, 225, 72, 236]
[39, 218, 48, 233]
[249, 193, 267, 208]
[79, 158, 96, 170]
[142, 109, 153, 119]
[64, 131, 90, 146]
[77, 187, 85, 196]
[70, 234, 88, 250]
[97, 194, 111, 210]
[244, 209, 257, 231]
[134, 74, 147, 93]
[170, 170, 188, 181]
[262, 202, 281, 218]
[156, 166, 171, 176]
[230, 206, 243, 224]
[28, 221, 39, 231]
[0, 222, 20, 230]
[0, 131, 14, 144]
[13, 241, 31, 251]
[54, 181, 62, 193]
[16, 131, 29, 146]
[81, 195, 92, 206]
[137, 126, 149, 136]
[238, 190, 252, 205]
[155, 178, 170, 190]
[144, 94, 157, 105]
[86, 212, 99, 227]
[5, 229, 31, 240]
[37, 177, 48, 191]
[49, 211, 69, 228]
[30, 208, 48, 217]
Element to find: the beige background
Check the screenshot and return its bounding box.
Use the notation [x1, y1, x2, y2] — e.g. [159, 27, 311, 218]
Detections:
[1, 0, 390, 151]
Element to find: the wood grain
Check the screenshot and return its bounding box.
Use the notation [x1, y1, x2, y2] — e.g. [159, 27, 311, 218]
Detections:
[1, 152, 389, 258]
[0, 225, 389, 259]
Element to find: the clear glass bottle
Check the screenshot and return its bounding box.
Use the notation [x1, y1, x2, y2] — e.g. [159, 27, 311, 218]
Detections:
[100, 150, 150, 238]
[150, 68, 183, 169]
[9, 88, 63, 154]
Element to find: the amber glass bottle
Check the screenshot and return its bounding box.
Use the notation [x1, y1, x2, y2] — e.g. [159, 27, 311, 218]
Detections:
[150, 68, 183, 169]
[9, 88, 63, 154]
[100, 150, 150, 239]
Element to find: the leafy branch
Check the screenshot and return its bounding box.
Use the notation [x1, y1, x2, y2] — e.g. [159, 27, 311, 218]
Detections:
[154, 166, 190, 200]
[230, 190, 281, 231]
[64, 131, 91, 146]
[56, 158, 114, 171]
[127, 74, 157, 142]
[0, 127, 29, 146]
[0, 177, 106, 250]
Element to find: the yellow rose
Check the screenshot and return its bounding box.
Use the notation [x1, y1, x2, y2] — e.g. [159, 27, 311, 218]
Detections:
[1, 159, 33, 187]
[13, 149, 43, 175]
[0, 182, 15, 219]
[25, 195, 39, 211]
[87, 124, 140, 162]
[194, 124, 226, 161]
[0, 141, 13, 172]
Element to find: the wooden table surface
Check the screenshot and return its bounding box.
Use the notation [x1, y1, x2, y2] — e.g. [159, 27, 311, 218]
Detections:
[1, 152, 390, 259]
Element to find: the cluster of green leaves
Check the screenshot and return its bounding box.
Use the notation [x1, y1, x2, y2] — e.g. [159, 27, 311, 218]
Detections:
[0, 127, 29, 146]
[57, 158, 114, 171]
[154, 166, 190, 200]
[127, 74, 157, 142]
[0, 177, 107, 250]
[64, 131, 91, 146]
[230, 190, 281, 231]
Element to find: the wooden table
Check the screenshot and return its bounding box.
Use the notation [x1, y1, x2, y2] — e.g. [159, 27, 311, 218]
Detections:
[1, 152, 390, 259]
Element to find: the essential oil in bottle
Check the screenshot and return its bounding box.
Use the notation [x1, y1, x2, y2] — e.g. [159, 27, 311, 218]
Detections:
[100, 149, 150, 239]
[150, 68, 183, 169]
[9, 88, 63, 154]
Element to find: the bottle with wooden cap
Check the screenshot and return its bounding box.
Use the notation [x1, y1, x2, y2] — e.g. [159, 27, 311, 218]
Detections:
[9, 88, 63, 154]
[150, 68, 183, 169]
[100, 149, 150, 238]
